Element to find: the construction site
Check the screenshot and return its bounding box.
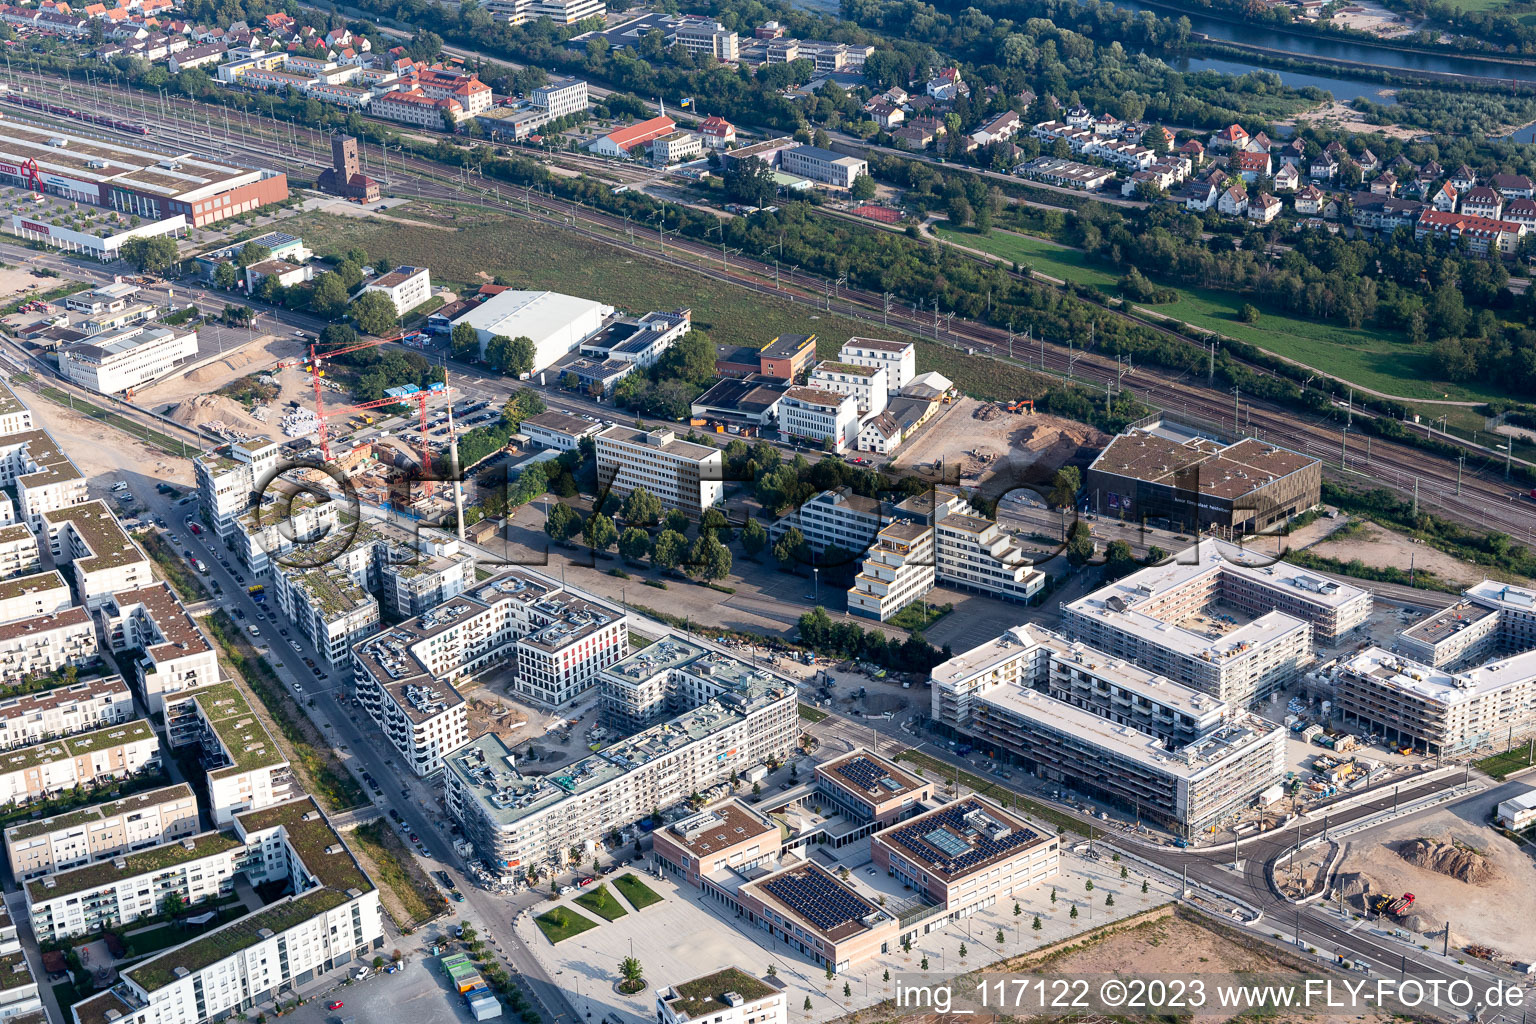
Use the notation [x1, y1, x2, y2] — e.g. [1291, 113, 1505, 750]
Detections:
[891, 396, 1108, 487]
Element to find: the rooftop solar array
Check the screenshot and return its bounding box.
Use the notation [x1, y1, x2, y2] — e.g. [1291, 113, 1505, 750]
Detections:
[830, 754, 911, 795]
[883, 800, 1041, 879]
[760, 867, 873, 934]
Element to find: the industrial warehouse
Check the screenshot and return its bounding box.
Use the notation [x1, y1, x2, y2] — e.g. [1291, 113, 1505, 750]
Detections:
[0, 121, 288, 226]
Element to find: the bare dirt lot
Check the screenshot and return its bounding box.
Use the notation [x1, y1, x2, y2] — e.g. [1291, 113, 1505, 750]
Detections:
[0, 265, 53, 303]
[1331, 1, 1417, 36]
[891, 397, 1107, 485]
[1287, 99, 1419, 140]
[1305, 520, 1490, 588]
[1334, 802, 1536, 964]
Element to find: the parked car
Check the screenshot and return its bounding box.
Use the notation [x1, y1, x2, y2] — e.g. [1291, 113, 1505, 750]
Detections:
[328, 1003, 344, 1011]
[559, 885, 574, 895]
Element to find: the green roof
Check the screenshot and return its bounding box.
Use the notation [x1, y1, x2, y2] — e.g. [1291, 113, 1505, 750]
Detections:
[72, 990, 132, 1024]
[668, 969, 778, 1018]
[192, 683, 286, 777]
[0, 951, 33, 991]
[5, 783, 193, 841]
[0, 720, 153, 774]
[235, 797, 373, 895]
[291, 568, 374, 620]
[26, 830, 242, 902]
[126, 888, 352, 993]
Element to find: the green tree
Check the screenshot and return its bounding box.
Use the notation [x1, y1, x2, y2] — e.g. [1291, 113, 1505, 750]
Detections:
[842, 982, 850, 997]
[451, 322, 482, 361]
[958, 943, 967, 959]
[1048, 466, 1081, 509]
[583, 512, 616, 552]
[1050, 888, 1057, 903]
[850, 173, 877, 201]
[1013, 902, 1021, 916]
[920, 956, 929, 971]
[1141, 879, 1149, 894]
[1120, 865, 1128, 879]
[1106, 893, 1115, 907]
[689, 533, 732, 580]
[1033, 915, 1043, 931]
[310, 272, 350, 318]
[804, 998, 813, 1012]
[742, 518, 768, 558]
[622, 487, 662, 526]
[652, 529, 687, 571]
[1070, 905, 1079, 920]
[663, 509, 689, 535]
[723, 157, 777, 208]
[825, 963, 834, 981]
[213, 260, 239, 291]
[121, 236, 179, 274]
[619, 527, 651, 563]
[545, 503, 579, 544]
[700, 507, 732, 542]
[235, 241, 273, 268]
[1239, 302, 1261, 324]
[996, 929, 1005, 944]
[348, 290, 399, 335]
[1066, 520, 1094, 563]
[1085, 880, 1094, 892]
[618, 956, 643, 988]
[773, 526, 806, 569]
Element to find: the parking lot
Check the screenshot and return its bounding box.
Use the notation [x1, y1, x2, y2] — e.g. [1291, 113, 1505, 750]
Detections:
[271, 951, 469, 1024]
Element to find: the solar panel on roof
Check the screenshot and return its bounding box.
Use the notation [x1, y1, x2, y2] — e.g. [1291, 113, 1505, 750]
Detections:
[761, 869, 871, 933]
[833, 756, 901, 793]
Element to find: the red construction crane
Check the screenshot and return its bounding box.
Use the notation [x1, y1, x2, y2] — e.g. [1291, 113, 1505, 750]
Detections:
[307, 331, 440, 495]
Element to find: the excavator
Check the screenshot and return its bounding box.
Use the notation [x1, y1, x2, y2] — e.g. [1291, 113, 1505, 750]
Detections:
[1370, 892, 1415, 917]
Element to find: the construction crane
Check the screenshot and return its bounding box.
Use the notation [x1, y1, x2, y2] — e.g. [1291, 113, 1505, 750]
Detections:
[307, 331, 441, 494]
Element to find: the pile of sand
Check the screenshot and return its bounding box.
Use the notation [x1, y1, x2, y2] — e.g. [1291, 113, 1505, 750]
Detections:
[1397, 837, 1496, 885]
[167, 394, 271, 435]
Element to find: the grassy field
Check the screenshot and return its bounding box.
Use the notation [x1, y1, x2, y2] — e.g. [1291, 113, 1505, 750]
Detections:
[933, 225, 1514, 405]
[612, 873, 662, 910]
[534, 906, 600, 944]
[350, 820, 447, 928]
[1476, 748, 1536, 780]
[573, 884, 628, 921]
[798, 703, 828, 722]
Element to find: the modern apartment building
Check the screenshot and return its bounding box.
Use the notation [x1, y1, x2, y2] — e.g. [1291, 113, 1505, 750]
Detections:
[808, 362, 888, 417]
[838, 338, 915, 391]
[0, 720, 159, 809]
[361, 265, 432, 316]
[167, 683, 295, 824]
[413, 67, 492, 116]
[1061, 540, 1371, 706]
[4, 783, 198, 880]
[57, 324, 199, 395]
[0, 383, 33, 436]
[0, 570, 70, 624]
[42, 501, 153, 608]
[1086, 424, 1321, 534]
[0, 429, 87, 531]
[931, 624, 1286, 832]
[1396, 580, 1536, 669]
[67, 796, 383, 1024]
[0, 673, 133, 752]
[0, 607, 100, 685]
[274, 568, 380, 675]
[195, 437, 284, 537]
[656, 970, 784, 1024]
[231, 489, 338, 575]
[98, 584, 219, 713]
[27, 829, 248, 942]
[379, 543, 476, 619]
[779, 387, 858, 452]
[445, 645, 797, 873]
[595, 425, 723, 514]
[0, 525, 39, 579]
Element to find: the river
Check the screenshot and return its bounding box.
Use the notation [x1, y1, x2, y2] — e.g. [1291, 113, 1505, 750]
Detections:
[1172, 54, 1393, 104]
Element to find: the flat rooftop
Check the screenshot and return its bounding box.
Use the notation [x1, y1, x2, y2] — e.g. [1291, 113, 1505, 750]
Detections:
[597, 424, 719, 462]
[43, 501, 148, 574]
[662, 801, 777, 857]
[873, 798, 1048, 881]
[0, 605, 91, 645]
[5, 782, 193, 842]
[0, 569, 67, 608]
[843, 337, 911, 354]
[0, 673, 129, 723]
[0, 381, 28, 419]
[1466, 580, 1536, 614]
[1089, 429, 1315, 501]
[816, 750, 925, 802]
[663, 969, 779, 1019]
[0, 121, 268, 201]
[1341, 645, 1536, 705]
[26, 829, 242, 902]
[0, 429, 81, 490]
[235, 796, 373, 894]
[1402, 600, 1501, 646]
[691, 377, 789, 416]
[522, 410, 600, 438]
[191, 682, 287, 776]
[111, 583, 211, 664]
[743, 861, 886, 942]
[813, 361, 880, 378]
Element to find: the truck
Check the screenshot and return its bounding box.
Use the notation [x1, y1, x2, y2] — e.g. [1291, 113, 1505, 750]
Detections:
[1371, 892, 1415, 916]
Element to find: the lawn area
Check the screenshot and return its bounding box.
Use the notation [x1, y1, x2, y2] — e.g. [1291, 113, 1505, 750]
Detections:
[283, 207, 868, 352]
[534, 906, 600, 944]
[932, 225, 1516, 405]
[349, 820, 447, 928]
[1476, 748, 1536, 780]
[798, 702, 828, 723]
[612, 873, 662, 910]
[887, 601, 952, 631]
[894, 749, 1085, 836]
[573, 884, 628, 921]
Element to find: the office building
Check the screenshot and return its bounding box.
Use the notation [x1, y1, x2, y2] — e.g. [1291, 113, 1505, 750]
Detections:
[838, 338, 915, 391]
[67, 796, 383, 1024]
[445, 643, 796, 873]
[530, 0, 604, 25]
[167, 683, 295, 824]
[0, 674, 133, 753]
[4, 783, 198, 880]
[379, 542, 476, 619]
[780, 387, 858, 452]
[809, 362, 887, 417]
[0, 526, 38, 580]
[520, 411, 601, 452]
[758, 334, 817, 380]
[671, 17, 739, 60]
[1086, 423, 1321, 534]
[656, 970, 784, 1024]
[0, 720, 159, 809]
[57, 324, 198, 396]
[814, 750, 932, 833]
[98, 583, 219, 713]
[65, 283, 140, 316]
[653, 132, 704, 166]
[773, 488, 889, 558]
[449, 288, 612, 370]
[579, 309, 691, 369]
[532, 78, 590, 119]
[595, 426, 723, 514]
[0, 607, 99, 685]
[361, 265, 431, 317]
[0, 430, 87, 531]
[1062, 539, 1370, 705]
[931, 624, 1286, 832]
[652, 802, 783, 887]
[195, 437, 284, 537]
[1397, 580, 1536, 668]
[42, 501, 152, 608]
[779, 146, 867, 188]
[0, 122, 288, 227]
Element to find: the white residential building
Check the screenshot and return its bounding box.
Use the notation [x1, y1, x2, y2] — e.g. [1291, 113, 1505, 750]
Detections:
[57, 324, 198, 395]
[838, 338, 914, 391]
[594, 425, 723, 514]
[4, 783, 199, 880]
[809, 362, 888, 417]
[779, 387, 858, 452]
[0, 570, 71, 625]
[97, 583, 219, 713]
[656, 971, 786, 1024]
[0, 525, 38, 580]
[780, 145, 867, 188]
[652, 131, 704, 166]
[532, 77, 589, 118]
[166, 682, 295, 824]
[42, 502, 153, 609]
[0, 607, 100, 685]
[0, 719, 159, 809]
[0, 673, 133, 753]
[361, 265, 432, 316]
[0, 430, 88, 532]
[195, 438, 284, 538]
[274, 567, 380, 674]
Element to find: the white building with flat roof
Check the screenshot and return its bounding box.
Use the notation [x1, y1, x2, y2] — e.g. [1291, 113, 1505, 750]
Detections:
[838, 337, 915, 391]
[0, 673, 133, 753]
[809, 361, 887, 417]
[57, 323, 198, 395]
[195, 437, 284, 538]
[656, 970, 785, 1024]
[1497, 788, 1536, 830]
[449, 289, 612, 372]
[361, 265, 431, 316]
[594, 425, 723, 514]
[0, 429, 87, 532]
[0, 719, 159, 809]
[4, 783, 199, 880]
[521, 411, 601, 451]
[42, 501, 153, 609]
[780, 386, 858, 452]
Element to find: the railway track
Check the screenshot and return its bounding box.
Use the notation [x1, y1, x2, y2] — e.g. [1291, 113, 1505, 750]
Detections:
[13, 71, 1535, 545]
